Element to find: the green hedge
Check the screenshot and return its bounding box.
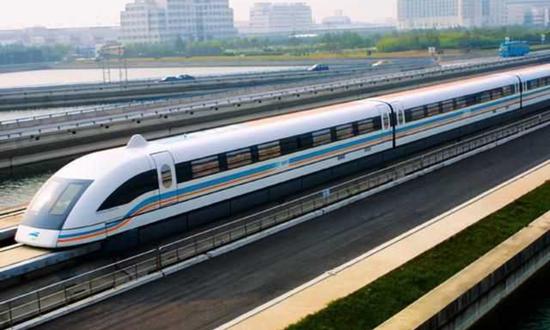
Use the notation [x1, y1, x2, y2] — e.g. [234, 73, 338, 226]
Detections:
[288, 181, 550, 330]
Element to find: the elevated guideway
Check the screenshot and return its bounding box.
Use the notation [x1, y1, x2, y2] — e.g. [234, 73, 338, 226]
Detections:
[0, 206, 25, 242]
[1, 51, 549, 171]
[0, 107, 547, 329]
[0, 60, 429, 110]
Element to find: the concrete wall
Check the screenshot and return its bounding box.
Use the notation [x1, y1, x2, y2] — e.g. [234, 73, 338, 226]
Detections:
[419, 231, 550, 330]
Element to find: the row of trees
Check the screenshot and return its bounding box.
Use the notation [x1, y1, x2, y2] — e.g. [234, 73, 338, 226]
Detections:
[0, 44, 70, 65]
[2, 26, 546, 64]
[123, 26, 547, 58]
[376, 27, 548, 52]
[123, 31, 379, 58]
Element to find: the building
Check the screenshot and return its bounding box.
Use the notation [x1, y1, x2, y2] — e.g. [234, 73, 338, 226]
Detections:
[506, 0, 550, 26]
[120, 0, 167, 44]
[249, 2, 313, 34]
[322, 10, 353, 27]
[0, 26, 120, 47]
[120, 0, 236, 44]
[166, 0, 236, 42]
[397, 0, 507, 29]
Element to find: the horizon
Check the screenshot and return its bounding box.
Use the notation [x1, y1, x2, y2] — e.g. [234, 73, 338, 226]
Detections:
[0, 0, 396, 30]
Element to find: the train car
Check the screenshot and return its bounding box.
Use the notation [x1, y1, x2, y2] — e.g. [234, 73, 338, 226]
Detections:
[16, 64, 550, 248]
[373, 73, 521, 149]
[512, 64, 550, 109]
[16, 100, 393, 248]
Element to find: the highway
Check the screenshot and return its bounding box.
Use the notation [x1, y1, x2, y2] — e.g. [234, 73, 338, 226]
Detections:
[0, 60, 430, 111]
[36, 125, 550, 330]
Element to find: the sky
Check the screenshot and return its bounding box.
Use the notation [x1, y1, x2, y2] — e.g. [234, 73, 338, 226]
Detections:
[0, 0, 397, 29]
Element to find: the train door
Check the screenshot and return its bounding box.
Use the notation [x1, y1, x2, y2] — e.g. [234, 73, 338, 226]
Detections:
[150, 151, 177, 208]
[393, 101, 406, 126]
[378, 104, 391, 131]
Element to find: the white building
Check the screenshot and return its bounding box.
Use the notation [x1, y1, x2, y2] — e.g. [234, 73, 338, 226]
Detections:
[249, 2, 313, 34]
[397, 0, 506, 30]
[507, 0, 550, 26]
[120, 0, 236, 44]
[120, 0, 167, 44]
[166, 0, 236, 42]
[322, 10, 353, 27]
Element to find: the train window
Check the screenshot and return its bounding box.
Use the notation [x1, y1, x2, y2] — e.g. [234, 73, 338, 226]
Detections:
[406, 106, 426, 122]
[502, 85, 514, 96]
[298, 133, 313, 150]
[465, 94, 477, 107]
[227, 148, 253, 170]
[490, 88, 503, 100]
[335, 124, 354, 141]
[312, 129, 332, 147]
[357, 119, 377, 134]
[455, 97, 467, 110]
[176, 162, 192, 183]
[479, 91, 491, 103]
[258, 141, 281, 161]
[192, 156, 220, 179]
[441, 100, 454, 113]
[280, 137, 299, 155]
[161, 165, 172, 188]
[426, 102, 440, 117]
[527, 80, 539, 90]
[98, 170, 158, 211]
[49, 183, 88, 216]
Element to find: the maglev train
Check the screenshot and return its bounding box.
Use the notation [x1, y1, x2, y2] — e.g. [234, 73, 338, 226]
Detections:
[16, 64, 550, 248]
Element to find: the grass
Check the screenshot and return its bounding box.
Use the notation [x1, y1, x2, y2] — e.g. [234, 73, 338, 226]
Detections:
[287, 181, 550, 330]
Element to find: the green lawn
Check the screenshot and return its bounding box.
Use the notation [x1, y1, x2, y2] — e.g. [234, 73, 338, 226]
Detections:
[287, 181, 550, 330]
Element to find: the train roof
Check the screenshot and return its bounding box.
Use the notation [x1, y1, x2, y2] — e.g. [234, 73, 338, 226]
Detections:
[506, 63, 550, 81]
[157, 99, 384, 162]
[371, 72, 518, 110]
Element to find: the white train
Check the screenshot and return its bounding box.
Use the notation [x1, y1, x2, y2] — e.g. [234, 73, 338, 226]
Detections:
[16, 64, 550, 248]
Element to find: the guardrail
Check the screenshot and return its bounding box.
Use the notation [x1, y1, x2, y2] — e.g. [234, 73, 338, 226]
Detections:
[1, 51, 549, 143]
[0, 62, 424, 131]
[1, 108, 548, 328]
[0, 62, 409, 98]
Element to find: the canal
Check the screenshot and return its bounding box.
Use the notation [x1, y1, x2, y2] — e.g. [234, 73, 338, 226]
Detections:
[471, 262, 550, 330]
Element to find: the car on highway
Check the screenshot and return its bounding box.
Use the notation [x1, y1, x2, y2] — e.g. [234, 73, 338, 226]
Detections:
[308, 64, 330, 72]
[160, 76, 180, 82]
[178, 74, 196, 81]
[159, 75, 196, 83]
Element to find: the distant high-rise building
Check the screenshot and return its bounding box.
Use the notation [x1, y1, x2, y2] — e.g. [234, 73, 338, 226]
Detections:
[120, 0, 167, 44]
[397, 0, 506, 29]
[506, 0, 550, 26]
[167, 0, 236, 41]
[322, 10, 353, 27]
[120, 0, 236, 44]
[249, 2, 313, 34]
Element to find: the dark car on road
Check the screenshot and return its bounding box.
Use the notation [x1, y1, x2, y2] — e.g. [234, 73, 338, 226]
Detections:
[160, 74, 196, 82]
[308, 64, 330, 72]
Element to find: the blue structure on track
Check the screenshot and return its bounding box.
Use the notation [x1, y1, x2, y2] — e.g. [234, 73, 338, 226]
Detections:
[499, 41, 530, 58]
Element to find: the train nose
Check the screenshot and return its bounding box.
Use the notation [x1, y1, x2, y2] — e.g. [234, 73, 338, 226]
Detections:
[15, 225, 60, 248]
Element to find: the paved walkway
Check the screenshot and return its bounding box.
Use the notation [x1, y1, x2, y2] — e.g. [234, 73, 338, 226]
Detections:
[219, 160, 550, 330]
[377, 210, 550, 330]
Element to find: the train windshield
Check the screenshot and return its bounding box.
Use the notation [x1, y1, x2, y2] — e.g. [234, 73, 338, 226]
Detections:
[23, 177, 92, 230]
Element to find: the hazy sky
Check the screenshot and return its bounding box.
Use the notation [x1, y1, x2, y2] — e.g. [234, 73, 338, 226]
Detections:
[0, 0, 396, 29]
